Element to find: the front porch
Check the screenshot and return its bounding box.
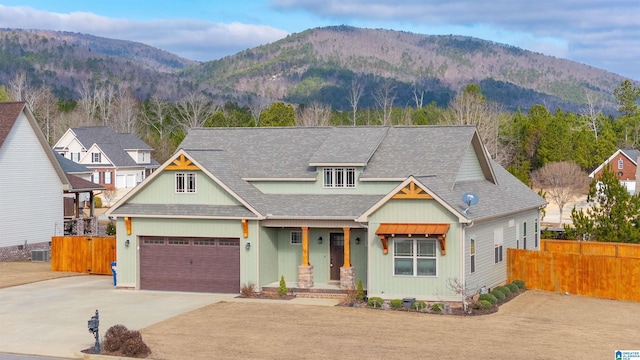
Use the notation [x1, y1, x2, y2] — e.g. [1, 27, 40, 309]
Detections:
[261, 281, 363, 299]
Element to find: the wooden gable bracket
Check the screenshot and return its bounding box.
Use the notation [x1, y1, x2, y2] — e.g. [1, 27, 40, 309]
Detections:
[241, 219, 249, 238]
[166, 154, 200, 171]
[392, 181, 433, 199]
[379, 235, 389, 254]
[438, 234, 446, 255]
[124, 216, 132, 235]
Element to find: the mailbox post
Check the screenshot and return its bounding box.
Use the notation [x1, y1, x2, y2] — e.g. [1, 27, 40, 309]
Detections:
[87, 309, 100, 353]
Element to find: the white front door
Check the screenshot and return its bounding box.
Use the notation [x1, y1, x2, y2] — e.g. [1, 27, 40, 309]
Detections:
[116, 175, 126, 189]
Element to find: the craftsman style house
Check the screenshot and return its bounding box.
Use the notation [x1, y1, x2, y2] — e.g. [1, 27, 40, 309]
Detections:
[0, 102, 69, 260]
[107, 126, 546, 301]
[589, 149, 640, 194]
[54, 126, 159, 190]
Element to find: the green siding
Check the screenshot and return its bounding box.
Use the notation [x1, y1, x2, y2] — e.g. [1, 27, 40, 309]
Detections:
[259, 227, 279, 286]
[251, 178, 399, 195]
[456, 145, 484, 182]
[367, 198, 461, 300]
[128, 170, 240, 205]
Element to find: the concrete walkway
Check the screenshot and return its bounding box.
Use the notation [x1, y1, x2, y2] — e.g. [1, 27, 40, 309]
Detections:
[0, 276, 339, 359]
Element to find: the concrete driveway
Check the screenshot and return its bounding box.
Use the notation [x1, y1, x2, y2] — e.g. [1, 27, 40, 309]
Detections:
[0, 275, 236, 359]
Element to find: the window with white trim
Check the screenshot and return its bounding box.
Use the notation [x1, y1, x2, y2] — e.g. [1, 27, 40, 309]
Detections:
[104, 171, 112, 184]
[393, 238, 437, 276]
[523, 221, 527, 250]
[71, 152, 80, 162]
[323, 168, 356, 188]
[494, 227, 504, 264]
[92, 153, 101, 163]
[92, 171, 100, 184]
[175, 173, 196, 193]
[618, 159, 624, 169]
[470, 236, 476, 273]
[290, 231, 302, 245]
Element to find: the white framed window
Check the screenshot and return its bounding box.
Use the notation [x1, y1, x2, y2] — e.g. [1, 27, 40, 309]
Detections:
[104, 171, 112, 184]
[323, 168, 356, 188]
[290, 231, 302, 245]
[523, 221, 527, 250]
[176, 173, 196, 193]
[618, 159, 624, 169]
[92, 153, 101, 163]
[494, 227, 504, 264]
[470, 236, 476, 273]
[393, 238, 437, 276]
[92, 171, 100, 184]
[71, 152, 80, 162]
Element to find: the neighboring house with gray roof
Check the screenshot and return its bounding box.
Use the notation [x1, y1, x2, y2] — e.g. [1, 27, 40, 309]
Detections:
[107, 126, 546, 301]
[53, 126, 159, 190]
[589, 149, 640, 194]
[0, 102, 69, 260]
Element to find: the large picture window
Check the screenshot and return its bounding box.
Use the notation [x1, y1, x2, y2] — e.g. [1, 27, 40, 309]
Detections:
[176, 173, 196, 193]
[323, 168, 356, 188]
[393, 238, 437, 276]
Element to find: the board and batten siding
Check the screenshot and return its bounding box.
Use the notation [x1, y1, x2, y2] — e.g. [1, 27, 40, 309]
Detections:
[366, 198, 461, 301]
[455, 145, 485, 182]
[258, 226, 279, 287]
[115, 217, 250, 289]
[0, 112, 63, 247]
[464, 209, 541, 292]
[127, 170, 240, 205]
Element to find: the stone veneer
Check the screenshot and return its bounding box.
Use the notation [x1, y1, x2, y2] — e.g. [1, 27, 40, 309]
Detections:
[0, 241, 51, 261]
[297, 265, 314, 288]
[340, 266, 356, 290]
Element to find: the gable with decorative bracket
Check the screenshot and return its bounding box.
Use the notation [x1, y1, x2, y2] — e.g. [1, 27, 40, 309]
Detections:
[392, 181, 433, 199]
[166, 154, 200, 171]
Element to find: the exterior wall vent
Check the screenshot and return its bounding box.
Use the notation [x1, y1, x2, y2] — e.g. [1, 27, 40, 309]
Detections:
[31, 249, 50, 262]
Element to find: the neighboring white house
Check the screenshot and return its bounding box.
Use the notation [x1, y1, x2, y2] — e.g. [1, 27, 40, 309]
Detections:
[53, 126, 159, 191]
[0, 102, 69, 260]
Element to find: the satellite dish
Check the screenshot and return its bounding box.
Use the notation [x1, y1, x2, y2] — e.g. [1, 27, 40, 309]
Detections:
[462, 192, 479, 214]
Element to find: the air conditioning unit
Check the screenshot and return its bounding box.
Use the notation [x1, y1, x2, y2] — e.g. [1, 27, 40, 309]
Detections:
[31, 249, 50, 262]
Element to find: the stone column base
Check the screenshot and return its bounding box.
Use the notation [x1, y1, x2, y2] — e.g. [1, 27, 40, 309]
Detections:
[340, 266, 356, 290]
[298, 265, 314, 288]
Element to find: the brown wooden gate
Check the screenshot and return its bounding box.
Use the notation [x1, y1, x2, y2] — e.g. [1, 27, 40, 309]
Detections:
[51, 236, 116, 275]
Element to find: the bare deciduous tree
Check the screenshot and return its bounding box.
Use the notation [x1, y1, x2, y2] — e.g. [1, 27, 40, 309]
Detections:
[112, 87, 139, 133]
[296, 102, 332, 126]
[176, 91, 218, 133]
[347, 79, 363, 126]
[531, 161, 590, 226]
[247, 98, 269, 127]
[373, 82, 396, 126]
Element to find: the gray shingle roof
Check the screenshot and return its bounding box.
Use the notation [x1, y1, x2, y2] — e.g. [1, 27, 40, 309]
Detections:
[110, 203, 256, 218]
[118, 126, 545, 221]
[55, 152, 91, 174]
[621, 149, 640, 164]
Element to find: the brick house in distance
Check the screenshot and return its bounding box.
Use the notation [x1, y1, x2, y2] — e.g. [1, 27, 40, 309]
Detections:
[589, 149, 640, 194]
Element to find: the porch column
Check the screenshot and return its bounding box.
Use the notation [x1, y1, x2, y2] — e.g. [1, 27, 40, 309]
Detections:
[89, 192, 95, 217]
[74, 193, 80, 217]
[340, 227, 356, 290]
[301, 226, 310, 266]
[298, 226, 314, 288]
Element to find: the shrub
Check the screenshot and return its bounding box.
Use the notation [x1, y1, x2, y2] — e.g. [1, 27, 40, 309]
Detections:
[240, 282, 256, 297]
[490, 289, 506, 301]
[513, 279, 526, 289]
[278, 275, 288, 297]
[390, 299, 403, 308]
[496, 285, 511, 296]
[412, 300, 427, 311]
[478, 293, 498, 305]
[506, 283, 519, 293]
[431, 303, 443, 312]
[105, 222, 116, 235]
[477, 300, 493, 310]
[94, 196, 103, 208]
[368, 297, 383, 308]
[356, 279, 365, 301]
[103, 325, 150, 358]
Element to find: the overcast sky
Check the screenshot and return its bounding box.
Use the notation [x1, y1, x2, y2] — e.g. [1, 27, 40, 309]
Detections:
[0, 1, 638, 80]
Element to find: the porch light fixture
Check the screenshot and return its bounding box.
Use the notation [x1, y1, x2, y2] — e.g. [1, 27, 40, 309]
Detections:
[318, 236, 323, 244]
[124, 239, 130, 248]
[355, 237, 361, 245]
[245, 242, 251, 250]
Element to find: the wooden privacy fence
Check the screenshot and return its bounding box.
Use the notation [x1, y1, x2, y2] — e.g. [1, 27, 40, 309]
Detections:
[51, 236, 116, 275]
[541, 239, 640, 258]
[508, 241, 640, 302]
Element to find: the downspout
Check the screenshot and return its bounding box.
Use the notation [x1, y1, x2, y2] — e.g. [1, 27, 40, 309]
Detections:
[256, 220, 260, 291]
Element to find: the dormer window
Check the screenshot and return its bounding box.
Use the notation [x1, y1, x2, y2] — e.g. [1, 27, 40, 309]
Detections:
[323, 168, 356, 188]
[92, 153, 101, 163]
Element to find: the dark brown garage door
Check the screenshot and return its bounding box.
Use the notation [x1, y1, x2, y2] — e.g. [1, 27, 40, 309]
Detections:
[140, 236, 240, 293]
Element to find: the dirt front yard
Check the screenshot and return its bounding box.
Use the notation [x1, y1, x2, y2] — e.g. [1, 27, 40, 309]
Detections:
[1, 262, 638, 359]
[142, 290, 640, 360]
